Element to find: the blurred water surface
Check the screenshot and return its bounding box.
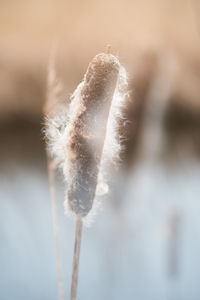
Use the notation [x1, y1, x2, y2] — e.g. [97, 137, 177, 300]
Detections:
[1, 124, 200, 300]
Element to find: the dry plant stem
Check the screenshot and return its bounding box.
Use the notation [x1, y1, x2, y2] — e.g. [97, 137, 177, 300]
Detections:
[47, 155, 64, 300]
[70, 217, 83, 300]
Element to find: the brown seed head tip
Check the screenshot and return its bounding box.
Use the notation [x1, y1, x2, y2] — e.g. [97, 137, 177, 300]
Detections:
[92, 52, 119, 67]
[86, 53, 120, 85]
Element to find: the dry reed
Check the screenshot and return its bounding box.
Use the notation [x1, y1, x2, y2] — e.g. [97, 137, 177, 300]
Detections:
[167, 208, 181, 277]
[44, 46, 64, 300]
[45, 47, 129, 300]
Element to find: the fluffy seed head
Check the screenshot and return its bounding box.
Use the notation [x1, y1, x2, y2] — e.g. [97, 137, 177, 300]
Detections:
[65, 53, 120, 217]
[44, 50, 130, 222]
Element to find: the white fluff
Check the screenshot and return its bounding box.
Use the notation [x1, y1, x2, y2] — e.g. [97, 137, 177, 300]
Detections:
[97, 65, 130, 194]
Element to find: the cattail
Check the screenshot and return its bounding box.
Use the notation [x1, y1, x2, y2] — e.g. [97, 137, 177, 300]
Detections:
[46, 51, 129, 219]
[45, 48, 130, 300]
[64, 52, 120, 217]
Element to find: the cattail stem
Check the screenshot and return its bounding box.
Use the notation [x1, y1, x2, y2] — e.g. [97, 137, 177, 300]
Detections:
[47, 155, 64, 300]
[70, 217, 83, 300]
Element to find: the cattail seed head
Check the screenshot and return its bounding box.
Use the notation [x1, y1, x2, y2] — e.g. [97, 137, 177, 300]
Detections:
[44, 50, 130, 222]
[65, 53, 120, 217]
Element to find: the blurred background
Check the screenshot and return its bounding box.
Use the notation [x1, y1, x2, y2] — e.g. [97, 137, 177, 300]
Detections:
[1, 0, 200, 299]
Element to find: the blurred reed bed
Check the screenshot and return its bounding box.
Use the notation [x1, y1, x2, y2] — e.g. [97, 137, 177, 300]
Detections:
[1, 45, 200, 174]
[1, 0, 200, 122]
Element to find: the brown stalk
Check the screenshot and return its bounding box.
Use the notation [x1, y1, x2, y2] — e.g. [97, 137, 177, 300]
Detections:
[44, 45, 64, 300]
[47, 156, 64, 300]
[70, 217, 83, 300]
